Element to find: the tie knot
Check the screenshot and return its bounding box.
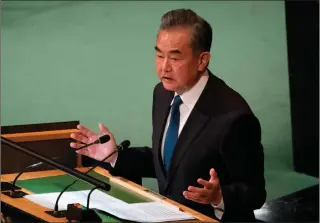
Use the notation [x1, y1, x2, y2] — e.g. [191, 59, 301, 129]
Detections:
[172, 95, 182, 108]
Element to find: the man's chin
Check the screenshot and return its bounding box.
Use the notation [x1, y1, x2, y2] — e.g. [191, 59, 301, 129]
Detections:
[162, 82, 177, 92]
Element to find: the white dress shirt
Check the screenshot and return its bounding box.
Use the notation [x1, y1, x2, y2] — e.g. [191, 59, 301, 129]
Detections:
[160, 70, 224, 220]
[111, 70, 224, 219]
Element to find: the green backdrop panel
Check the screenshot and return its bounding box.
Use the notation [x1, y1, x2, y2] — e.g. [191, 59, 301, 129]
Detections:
[3, 1, 313, 202]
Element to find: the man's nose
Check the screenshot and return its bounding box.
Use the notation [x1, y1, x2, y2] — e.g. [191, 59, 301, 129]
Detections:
[162, 58, 172, 72]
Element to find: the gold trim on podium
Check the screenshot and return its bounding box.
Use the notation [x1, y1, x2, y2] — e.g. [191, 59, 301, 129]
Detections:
[1, 129, 79, 142]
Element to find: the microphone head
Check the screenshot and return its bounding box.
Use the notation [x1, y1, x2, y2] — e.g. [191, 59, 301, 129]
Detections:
[99, 135, 110, 144]
[118, 140, 130, 151]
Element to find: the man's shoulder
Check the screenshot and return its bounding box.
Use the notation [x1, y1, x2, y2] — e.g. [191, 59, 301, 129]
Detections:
[205, 74, 262, 133]
[153, 82, 165, 93]
[152, 82, 173, 100]
[204, 73, 253, 115]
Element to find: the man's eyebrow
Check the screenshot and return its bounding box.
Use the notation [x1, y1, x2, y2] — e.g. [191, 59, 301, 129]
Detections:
[154, 46, 181, 54]
[169, 49, 182, 54]
[154, 46, 161, 52]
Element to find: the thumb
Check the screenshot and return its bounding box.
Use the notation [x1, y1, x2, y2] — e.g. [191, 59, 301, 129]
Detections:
[209, 168, 217, 181]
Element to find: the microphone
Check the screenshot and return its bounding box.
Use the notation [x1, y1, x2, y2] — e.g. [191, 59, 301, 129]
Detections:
[3, 158, 58, 198]
[51, 140, 130, 219]
[116, 140, 130, 152]
[1, 136, 111, 195]
[1, 135, 108, 193]
[85, 140, 130, 207]
[74, 135, 110, 151]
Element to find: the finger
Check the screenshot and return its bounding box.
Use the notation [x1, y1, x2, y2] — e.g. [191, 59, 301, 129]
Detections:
[187, 186, 208, 197]
[70, 132, 90, 145]
[70, 142, 87, 149]
[99, 123, 112, 135]
[197, 178, 213, 190]
[75, 147, 90, 156]
[70, 131, 88, 138]
[183, 191, 208, 204]
[77, 124, 96, 138]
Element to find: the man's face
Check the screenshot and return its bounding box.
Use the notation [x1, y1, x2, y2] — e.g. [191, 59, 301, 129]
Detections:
[155, 27, 208, 94]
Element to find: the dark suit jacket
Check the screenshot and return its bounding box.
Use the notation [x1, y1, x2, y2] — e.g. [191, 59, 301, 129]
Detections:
[105, 71, 266, 222]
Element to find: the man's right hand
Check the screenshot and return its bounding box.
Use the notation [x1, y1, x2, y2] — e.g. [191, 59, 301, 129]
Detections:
[70, 123, 118, 163]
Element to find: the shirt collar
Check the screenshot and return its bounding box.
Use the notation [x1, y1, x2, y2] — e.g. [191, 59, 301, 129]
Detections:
[171, 70, 209, 110]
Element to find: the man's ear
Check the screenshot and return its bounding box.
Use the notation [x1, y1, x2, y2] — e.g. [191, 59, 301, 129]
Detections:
[198, 52, 211, 72]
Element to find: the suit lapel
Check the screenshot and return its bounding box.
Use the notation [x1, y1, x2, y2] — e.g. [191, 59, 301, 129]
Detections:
[166, 108, 209, 186]
[154, 72, 217, 190]
[153, 88, 173, 180]
[165, 73, 216, 189]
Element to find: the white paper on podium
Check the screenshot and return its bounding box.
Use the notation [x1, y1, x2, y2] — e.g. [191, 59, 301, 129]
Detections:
[25, 190, 195, 222]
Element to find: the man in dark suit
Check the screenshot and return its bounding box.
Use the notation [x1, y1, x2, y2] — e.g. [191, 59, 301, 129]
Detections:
[70, 8, 266, 222]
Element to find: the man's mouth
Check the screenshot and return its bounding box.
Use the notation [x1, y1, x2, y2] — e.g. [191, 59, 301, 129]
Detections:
[162, 76, 173, 81]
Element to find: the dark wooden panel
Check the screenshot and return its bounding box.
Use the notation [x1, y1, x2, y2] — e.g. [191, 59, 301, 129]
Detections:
[1, 121, 80, 174]
[1, 139, 77, 174]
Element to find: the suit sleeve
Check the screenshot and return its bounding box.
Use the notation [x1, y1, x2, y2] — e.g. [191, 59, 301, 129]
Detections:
[219, 114, 266, 221]
[105, 146, 156, 185]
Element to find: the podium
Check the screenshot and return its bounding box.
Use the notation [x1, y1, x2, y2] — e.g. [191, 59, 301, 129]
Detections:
[1, 166, 217, 222]
[1, 121, 217, 222]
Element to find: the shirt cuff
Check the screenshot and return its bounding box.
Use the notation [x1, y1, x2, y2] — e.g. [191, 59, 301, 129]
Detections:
[109, 153, 118, 168]
[211, 196, 225, 220]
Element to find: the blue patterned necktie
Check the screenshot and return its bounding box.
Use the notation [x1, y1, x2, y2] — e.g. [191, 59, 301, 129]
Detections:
[163, 95, 183, 171]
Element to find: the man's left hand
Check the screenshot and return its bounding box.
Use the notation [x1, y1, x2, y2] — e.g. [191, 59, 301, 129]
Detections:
[183, 168, 222, 205]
